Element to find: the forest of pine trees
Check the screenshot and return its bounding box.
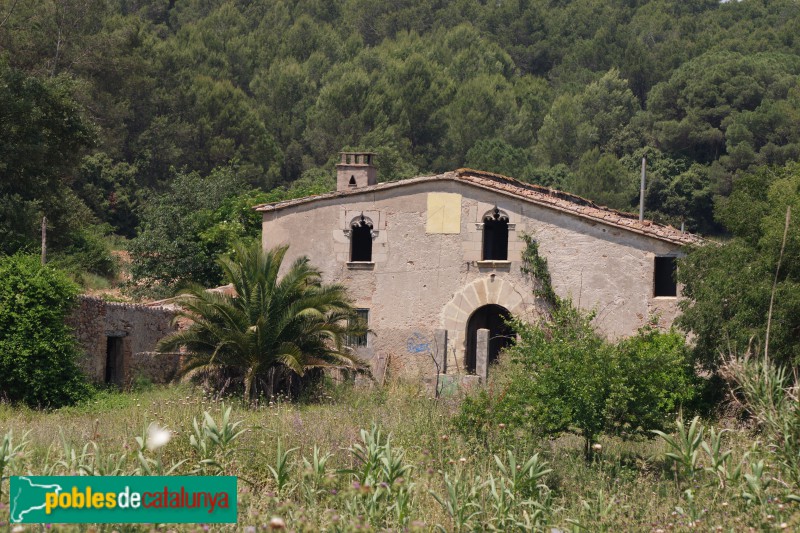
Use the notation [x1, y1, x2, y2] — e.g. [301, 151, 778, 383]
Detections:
[1, 1, 799, 299]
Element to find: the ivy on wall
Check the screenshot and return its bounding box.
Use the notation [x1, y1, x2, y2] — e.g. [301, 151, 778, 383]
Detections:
[519, 233, 560, 310]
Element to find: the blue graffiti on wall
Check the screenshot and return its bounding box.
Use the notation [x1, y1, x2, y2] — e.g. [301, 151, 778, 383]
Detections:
[406, 332, 431, 354]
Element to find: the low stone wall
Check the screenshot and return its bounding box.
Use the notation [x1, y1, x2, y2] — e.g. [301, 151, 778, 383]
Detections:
[67, 296, 178, 387]
[130, 352, 182, 385]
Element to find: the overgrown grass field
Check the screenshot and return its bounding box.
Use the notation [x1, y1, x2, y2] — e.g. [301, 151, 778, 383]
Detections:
[1, 371, 798, 532]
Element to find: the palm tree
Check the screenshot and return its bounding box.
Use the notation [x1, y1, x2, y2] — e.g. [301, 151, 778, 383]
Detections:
[157, 243, 367, 403]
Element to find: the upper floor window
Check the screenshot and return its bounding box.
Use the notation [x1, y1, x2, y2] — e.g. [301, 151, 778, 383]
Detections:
[350, 213, 373, 262]
[482, 207, 509, 260]
[654, 256, 677, 297]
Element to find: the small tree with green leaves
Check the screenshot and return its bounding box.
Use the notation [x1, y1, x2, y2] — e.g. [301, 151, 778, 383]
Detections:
[456, 302, 697, 456]
[0, 254, 93, 407]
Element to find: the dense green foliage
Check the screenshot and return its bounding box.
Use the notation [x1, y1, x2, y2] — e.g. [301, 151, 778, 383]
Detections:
[0, 61, 108, 267]
[678, 162, 800, 369]
[157, 243, 367, 402]
[3, 0, 800, 255]
[455, 304, 697, 450]
[127, 165, 332, 294]
[0, 254, 93, 407]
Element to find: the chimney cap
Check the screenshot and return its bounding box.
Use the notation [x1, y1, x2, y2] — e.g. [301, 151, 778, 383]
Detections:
[337, 152, 377, 166]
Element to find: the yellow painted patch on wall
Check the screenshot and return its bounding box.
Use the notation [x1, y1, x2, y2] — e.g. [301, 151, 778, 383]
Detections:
[426, 193, 462, 234]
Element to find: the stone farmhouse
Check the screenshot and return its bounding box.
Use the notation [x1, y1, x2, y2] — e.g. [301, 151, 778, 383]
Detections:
[256, 153, 700, 381]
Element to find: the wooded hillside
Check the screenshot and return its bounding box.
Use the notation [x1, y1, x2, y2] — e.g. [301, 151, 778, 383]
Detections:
[2, 0, 800, 284]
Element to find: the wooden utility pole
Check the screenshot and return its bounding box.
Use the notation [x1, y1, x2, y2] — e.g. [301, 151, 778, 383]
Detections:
[41, 216, 47, 265]
[639, 156, 646, 222]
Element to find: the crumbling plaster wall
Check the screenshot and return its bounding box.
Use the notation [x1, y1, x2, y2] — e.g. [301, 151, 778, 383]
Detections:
[67, 297, 179, 386]
[262, 180, 683, 377]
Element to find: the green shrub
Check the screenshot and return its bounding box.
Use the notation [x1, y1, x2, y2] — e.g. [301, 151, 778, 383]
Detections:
[51, 225, 118, 280]
[455, 303, 698, 452]
[608, 325, 698, 433]
[0, 254, 93, 407]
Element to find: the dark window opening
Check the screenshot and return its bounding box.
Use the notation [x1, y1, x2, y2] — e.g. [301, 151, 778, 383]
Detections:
[350, 214, 373, 261]
[482, 207, 509, 260]
[105, 336, 123, 385]
[654, 257, 677, 297]
[465, 304, 514, 374]
[347, 309, 369, 348]
[349, 175, 356, 187]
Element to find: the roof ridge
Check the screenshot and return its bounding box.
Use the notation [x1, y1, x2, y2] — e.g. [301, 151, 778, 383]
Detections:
[255, 169, 702, 246]
[455, 168, 641, 221]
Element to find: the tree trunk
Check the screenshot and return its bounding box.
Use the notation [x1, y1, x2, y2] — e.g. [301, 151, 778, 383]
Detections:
[266, 367, 275, 400]
[243, 366, 256, 405]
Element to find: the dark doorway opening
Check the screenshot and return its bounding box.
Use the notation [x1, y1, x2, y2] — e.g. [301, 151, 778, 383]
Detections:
[105, 336, 124, 385]
[350, 214, 373, 261]
[465, 304, 514, 374]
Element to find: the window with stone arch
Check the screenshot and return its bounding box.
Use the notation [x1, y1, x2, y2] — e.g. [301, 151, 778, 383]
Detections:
[347, 213, 376, 262]
[482, 206, 509, 260]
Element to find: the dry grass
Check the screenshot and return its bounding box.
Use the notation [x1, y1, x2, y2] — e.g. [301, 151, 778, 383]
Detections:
[1, 380, 798, 531]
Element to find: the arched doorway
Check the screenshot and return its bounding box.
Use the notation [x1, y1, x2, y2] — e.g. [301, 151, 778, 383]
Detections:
[465, 304, 514, 374]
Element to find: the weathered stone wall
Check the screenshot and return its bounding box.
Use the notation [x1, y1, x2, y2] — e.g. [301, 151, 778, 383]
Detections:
[129, 352, 182, 385]
[67, 297, 178, 386]
[262, 179, 684, 378]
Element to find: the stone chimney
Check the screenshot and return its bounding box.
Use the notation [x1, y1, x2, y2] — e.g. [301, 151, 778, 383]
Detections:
[336, 152, 377, 191]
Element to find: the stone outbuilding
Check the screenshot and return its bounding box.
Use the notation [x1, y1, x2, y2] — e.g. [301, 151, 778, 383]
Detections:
[67, 297, 180, 387]
[256, 153, 700, 381]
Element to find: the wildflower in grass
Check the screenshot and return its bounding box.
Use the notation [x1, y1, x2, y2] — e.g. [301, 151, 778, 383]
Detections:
[269, 516, 286, 529]
[146, 423, 171, 451]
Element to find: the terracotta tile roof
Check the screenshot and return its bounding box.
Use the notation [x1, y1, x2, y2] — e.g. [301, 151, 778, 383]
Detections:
[254, 168, 702, 246]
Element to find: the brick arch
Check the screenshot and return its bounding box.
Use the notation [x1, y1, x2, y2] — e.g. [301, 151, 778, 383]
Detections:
[439, 276, 540, 372]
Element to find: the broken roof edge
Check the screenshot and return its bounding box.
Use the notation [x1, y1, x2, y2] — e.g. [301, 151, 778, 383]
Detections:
[254, 169, 703, 246]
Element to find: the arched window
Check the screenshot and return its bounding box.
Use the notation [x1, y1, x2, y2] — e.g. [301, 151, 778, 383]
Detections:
[350, 214, 373, 262]
[482, 207, 509, 260]
[349, 175, 357, 187]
